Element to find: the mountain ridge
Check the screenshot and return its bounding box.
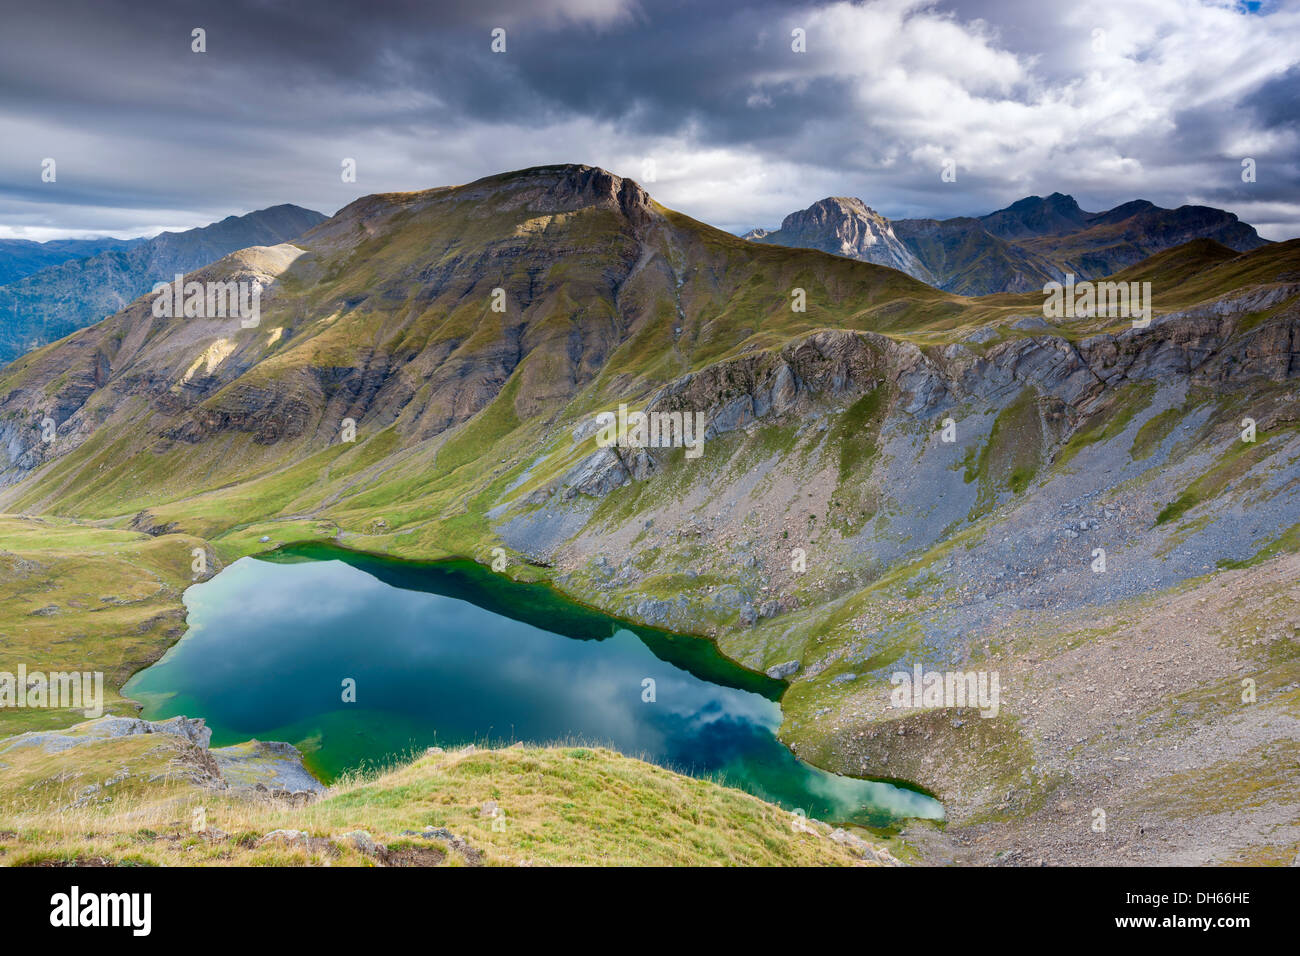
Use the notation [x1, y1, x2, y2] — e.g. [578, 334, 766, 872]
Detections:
[0, 235, 145, 285]
[0, 203, 327, 364]
[747, 191, 1272, 295]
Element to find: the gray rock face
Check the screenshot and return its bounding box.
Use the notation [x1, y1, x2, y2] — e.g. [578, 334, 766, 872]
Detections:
[962, 326, 1000, 345]
[749, 197, 932, 282]
[909, 299, 1300, 418]
[210, 739, 327, 794]
[0, 714, 325, 795]
[148, 715, 213, 748]
[0, 715, 212, 754]
[541, 292, 1300, 510]
[562, 447, 631, 498]
[560, 446, 656, 500]
[648, 329, 891, 437]
[1011, 315, 1052, 332]
[766, 660, 801, 680]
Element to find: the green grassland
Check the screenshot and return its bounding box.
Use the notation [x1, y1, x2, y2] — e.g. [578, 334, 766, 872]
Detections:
[0, 516, 200, 736]
[0, 722, 890, 867]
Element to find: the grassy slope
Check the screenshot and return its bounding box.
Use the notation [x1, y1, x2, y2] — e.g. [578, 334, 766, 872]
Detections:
[0, 725, 887, 866]
[3, 210, 1295, 538]
[0, 515, 201, 736]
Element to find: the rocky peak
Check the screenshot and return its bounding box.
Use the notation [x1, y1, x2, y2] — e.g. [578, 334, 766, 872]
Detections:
[472, 164, 657, 231]
[752, 196, 931, 280]
[316, 164, 659, 252]
[780, 196, 889, 233]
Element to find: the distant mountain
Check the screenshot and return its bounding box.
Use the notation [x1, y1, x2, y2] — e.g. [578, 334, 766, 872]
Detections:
[0, 236, 144, 285]
[0, 204, 326, 363]
[1011, 199, 1271, 278]
[743, 197, 930, 280]
[977, 192, 1090, 240]
[747, 193, 1271, 296]
[890, 216, 1063, 295]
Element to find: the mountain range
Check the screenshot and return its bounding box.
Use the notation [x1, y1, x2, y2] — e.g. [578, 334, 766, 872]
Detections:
[0, 236, 145, 285]
[0, 204, 326, 364]
[0, 164, 1297, 866]
[746, 191, 1270, 295]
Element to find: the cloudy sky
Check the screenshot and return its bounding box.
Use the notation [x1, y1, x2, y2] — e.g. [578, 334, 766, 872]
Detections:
[1, 0, 1297, 241]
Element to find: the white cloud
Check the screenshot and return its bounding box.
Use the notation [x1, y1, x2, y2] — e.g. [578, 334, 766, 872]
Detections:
[719, 0, 1300, 227]
[1, 0, 1295, 238]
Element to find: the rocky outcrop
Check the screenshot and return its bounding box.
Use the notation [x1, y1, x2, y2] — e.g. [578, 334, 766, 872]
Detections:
[543, 286, 1299, 506]
[211, 739, 327, 794]
[649, 329, 890, 427]
[750, 197, 931, 281]
[0, 715, 324, 796]
[561, 446, 655, 499]
[766, 660, 801, 680]
[0, 715, 212, 753]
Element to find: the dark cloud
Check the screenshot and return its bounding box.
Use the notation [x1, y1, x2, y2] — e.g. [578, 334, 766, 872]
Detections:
[1, 0, 1296, 240]
[1244, 63, 1300, 131]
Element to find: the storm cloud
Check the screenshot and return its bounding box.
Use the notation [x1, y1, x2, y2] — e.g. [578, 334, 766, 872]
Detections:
[1, 0, 1296, 239]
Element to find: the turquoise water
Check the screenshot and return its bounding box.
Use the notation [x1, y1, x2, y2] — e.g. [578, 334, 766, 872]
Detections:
[124, 545, 942, 826]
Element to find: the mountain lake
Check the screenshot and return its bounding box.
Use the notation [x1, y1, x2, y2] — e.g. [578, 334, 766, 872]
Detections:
[125, 543, 943, 827]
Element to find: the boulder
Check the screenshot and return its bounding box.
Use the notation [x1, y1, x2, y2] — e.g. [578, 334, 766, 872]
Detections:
[766, 660, 801, 680]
